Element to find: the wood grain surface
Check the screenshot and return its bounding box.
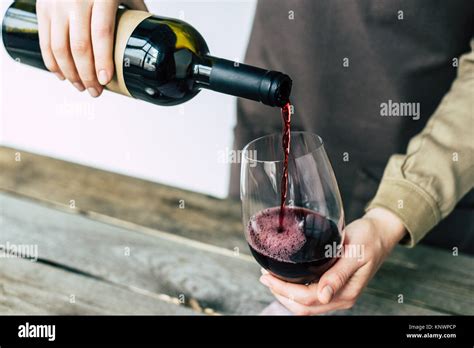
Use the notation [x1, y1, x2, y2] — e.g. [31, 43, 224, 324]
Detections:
[1, 146, 472, 315]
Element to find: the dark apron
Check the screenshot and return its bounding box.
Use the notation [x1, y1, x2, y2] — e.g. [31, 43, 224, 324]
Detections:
[229, 0, 474, 253]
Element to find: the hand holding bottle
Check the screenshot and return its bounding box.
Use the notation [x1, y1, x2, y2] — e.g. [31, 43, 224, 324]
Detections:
[4, 1, 291, 106]
[36, 0, 147, 97]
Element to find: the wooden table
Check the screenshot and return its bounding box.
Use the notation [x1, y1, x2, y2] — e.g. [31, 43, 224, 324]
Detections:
[1, 146, 473, 315]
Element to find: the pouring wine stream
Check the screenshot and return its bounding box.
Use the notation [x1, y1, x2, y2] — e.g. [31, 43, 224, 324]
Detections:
[278, 102, 292, 231]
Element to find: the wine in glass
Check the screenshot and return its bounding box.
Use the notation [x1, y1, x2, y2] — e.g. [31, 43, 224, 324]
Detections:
[241, 132, 345, 284]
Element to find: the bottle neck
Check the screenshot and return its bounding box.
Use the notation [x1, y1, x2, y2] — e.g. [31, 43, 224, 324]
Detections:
[192, 55, 292, 107]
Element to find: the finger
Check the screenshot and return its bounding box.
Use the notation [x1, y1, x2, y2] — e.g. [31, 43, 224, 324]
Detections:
[91, 0, 117, 85]
[36, 2, 64, 80]
[260, 274, 319, 306]
[271, 290, 351, 316]
[317, 252, 362, 304]
[50, 16, 84, 92]
[69, 3, 103, 97]
[124, 0, 148, 11]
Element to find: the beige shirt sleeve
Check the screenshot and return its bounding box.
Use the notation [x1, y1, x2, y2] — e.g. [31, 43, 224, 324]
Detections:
[366, 38, 474, 247]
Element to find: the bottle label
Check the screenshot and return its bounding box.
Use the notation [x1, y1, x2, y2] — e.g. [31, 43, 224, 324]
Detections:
[106, 10, 152, 97]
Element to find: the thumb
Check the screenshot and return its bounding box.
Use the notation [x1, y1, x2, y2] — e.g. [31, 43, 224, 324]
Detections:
[317, 254, 360, 304]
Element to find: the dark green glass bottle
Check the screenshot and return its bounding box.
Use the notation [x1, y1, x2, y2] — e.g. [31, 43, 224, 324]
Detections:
[2, 0, 292, 107]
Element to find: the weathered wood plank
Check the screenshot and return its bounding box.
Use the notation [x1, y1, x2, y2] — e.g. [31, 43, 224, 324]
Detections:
[372, 236, 473, 315]
[0, 193, 446, 315]
[0, 257, 196, 315]
[2, 146, 473, 273]
[1, 147, 472, 314]
[0, 192, 273, 314]
[0, 146, 245, 252]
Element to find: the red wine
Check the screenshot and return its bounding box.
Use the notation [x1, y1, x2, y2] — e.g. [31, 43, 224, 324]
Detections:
[248, 206, 342, 284]
[279, 102, 292, 228]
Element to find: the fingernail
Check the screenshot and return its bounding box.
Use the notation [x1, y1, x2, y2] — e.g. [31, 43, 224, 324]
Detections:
[98, 70, 109, 85]
[259, 275, 270, 287]
[55, 73, 65, 81]
[73, 82, 85, 92]
[319, 286, 334, 304]
[87, 87, 100, 98]
[260, 268, 269, 275]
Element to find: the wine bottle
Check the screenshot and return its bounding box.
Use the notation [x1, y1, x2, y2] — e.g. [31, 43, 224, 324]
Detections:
[1, 0, 292, 107]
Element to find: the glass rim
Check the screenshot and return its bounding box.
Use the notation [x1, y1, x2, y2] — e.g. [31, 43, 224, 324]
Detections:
[242, 131, 324, 164]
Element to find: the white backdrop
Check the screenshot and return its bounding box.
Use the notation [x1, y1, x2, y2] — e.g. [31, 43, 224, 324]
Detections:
[0, 0, 257, 198]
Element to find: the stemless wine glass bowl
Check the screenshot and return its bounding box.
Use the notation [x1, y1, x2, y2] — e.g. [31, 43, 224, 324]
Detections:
[241, 132, 345, 284]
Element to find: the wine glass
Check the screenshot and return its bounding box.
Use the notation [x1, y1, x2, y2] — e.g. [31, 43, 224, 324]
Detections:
[241, 132, 345, 284]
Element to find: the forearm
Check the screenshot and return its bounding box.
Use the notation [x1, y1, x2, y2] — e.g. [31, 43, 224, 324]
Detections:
[364, 208, 407, 251]
[366, 38, 474, 247]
